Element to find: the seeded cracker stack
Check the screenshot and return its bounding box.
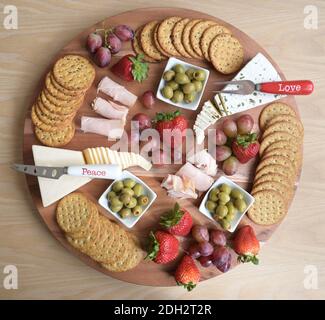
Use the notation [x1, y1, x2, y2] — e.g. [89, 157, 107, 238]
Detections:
[56, 193, 143, 272]
[248, 102, 304, 225]
[31, 55, 95, 147]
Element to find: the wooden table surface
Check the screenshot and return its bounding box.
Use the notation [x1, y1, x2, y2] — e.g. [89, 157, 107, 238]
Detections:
[1, 0, 324, 300]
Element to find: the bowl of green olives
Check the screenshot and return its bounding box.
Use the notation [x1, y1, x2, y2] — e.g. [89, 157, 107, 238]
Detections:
[98, 170, 157, 228]
[199, 176, 255, 232]
[156, 57, 209, 110]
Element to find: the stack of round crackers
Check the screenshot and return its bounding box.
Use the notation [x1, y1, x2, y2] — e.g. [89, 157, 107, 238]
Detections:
[32, 55, 95, 147]
[56, 193, 143, 272]
[248, 102, 304, 226]
[133, 16, 244, 74]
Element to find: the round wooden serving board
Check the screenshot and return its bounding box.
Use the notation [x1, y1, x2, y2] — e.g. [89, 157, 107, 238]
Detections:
[23, 7, 301, 286]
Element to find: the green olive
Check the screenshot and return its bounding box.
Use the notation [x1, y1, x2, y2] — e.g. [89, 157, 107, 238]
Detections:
[219, 219, 231, 230]
[126, 197, 137, 209]
[112, 181, 123, 193]
[226, 201, 236, 216]
[215, 205, 228, 219]
[234, 199, 247, 212]
[205, 200, 216, 212]
[231, 189, 244, 200]
[225, 211, 236, 223]
[123, 178, 136, 188]
[120, 193, 131, 206]
[163, 70, 175, 81]
[193, 70, 206, 81]
[174, 73, 190, 85]
[121, 187, 134, 197]
[132, 205, 143, 216]
[133, 183, 144, 197]
[192, 80, 203, 92]
[171, 90, 184, 103]
[167, 80, 179, 90]
[110, 197, 122, 207]
[110, 203, 123, 213]
[138, 195, 149, 206]
[185, 68, 196, 79]
[161, 86, 174, 99]
[182, 82, 196, 94]
[119, 207, 132, 218]
[184, 92, 196, 104]
[220, 183, 232, 195]
[209, 191, 219, 202]
[107, 191, 116, 201]
[173, 64, 185, 74]
[218, 192, 231, 204]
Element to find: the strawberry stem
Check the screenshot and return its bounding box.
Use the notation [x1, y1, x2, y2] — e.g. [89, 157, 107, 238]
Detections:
[154, 110, 181, 123]
[177, 281, 197, 291]
[145, 231, 160, 261]
[237, 254, 259, 265]
[160, 203, 183, 228]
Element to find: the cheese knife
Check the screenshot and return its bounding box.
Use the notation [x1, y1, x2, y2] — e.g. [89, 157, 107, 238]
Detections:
[12, 164, 122, 180]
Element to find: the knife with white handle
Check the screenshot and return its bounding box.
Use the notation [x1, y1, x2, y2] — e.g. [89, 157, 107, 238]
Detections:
[12, 164, 122, 180]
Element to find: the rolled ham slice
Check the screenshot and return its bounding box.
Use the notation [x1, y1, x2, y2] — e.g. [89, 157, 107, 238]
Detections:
[176, 162, 214, 192]
[161, 174, 197, 199]
[92, 97, 129, 123]
[97, 76, 137, 108]
[81, 116, 124, 140]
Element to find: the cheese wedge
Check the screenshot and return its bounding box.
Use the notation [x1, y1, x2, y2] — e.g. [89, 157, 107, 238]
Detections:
[83, 147, 152, 171]
[32, 145, 91, 207]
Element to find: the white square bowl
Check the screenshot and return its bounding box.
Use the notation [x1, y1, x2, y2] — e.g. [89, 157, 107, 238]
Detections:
[98, 170, 157, 229]
[199, 176, 255, 233]
[156, 57, 210, 111]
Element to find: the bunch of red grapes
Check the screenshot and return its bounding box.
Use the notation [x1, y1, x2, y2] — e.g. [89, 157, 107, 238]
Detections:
[215, 114, 255, 175]
[188, 225, 232, 273]
[86, 25, 134, 67]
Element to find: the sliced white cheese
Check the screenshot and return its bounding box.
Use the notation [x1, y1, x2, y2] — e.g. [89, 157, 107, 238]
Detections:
[217, 52, 286, 114]
[32, 145, 91, 207]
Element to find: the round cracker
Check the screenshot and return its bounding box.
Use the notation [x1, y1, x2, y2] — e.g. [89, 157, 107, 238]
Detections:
[264, 139, 301, 155]
[209, 33, 244, 74]
[259, 102, 296, 130]
[190, 20, 217, 57]
[248, 190, 287, 225]
[252, 180, 292, 201]
[50, 73, 85, 97]
[254, 172, 291, 186]
[254, 164, 295, 183]
[43, 88, 83, 109]
[182, 19, 203, 59]
[132, 28, 157, 63]
[35, 122, 75, 147]
[172, 18, 192, 58]
[153, 23, 170, 57]
[157, 16, 182, 56]
[36, 100, 75, 122]
[262, 121, 303, 140]
[259, 131, 300, 156]
[53, 55, 95, 91]
[140, 21, 166, 61]
[201, 24, 231, 61]
[256, 155, 297, 178]
[267, 114, 304, 133]
[31, 105, 67, 132]
[264, 147, 302, 169]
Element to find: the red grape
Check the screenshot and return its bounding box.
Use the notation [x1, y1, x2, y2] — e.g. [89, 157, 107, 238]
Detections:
[191, 225, 209, 243]
[114, 25, 135, 41]
[210, 229, 227, 246]
[215, 129, 227, 146]
[237, 114, 254, 134]
[107, 32, 122, 54]
[198, 255, 213, 268]
[215, 146, 232, 162]
[188, 243, 201, 259]
[94, 47, 111, 67]
[86, 32, 102, 53]
[222, 118, 237, 138]
[132, 113, 152, 131]
[222, 156, 239, 175]
[212, 246, 232, 273]
[142, 91, 155, 109]
[197, 241, 214, 257]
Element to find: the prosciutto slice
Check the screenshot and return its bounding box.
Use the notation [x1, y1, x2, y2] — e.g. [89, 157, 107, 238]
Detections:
[187, 149, 217, 176]
[161, 174, 197, 199]
[176, 162, 214, 192]
[97, 76, 137, 108]
[81, 116, 124, 139]
[92, 97, 129, 123]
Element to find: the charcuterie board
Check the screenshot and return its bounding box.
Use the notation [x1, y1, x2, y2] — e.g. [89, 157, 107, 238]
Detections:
[22, 7, 302, 286]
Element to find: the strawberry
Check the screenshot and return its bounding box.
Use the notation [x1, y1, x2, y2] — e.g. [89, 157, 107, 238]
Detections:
[175, 255, 200, 291]
[160, 203, 193, 236]
[146, 230, 179, 264]
[154, 110, 188, 149]
[232, 225, 260, 265]
[232, 132, 260, 164]
[111, 54, 148, 82]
